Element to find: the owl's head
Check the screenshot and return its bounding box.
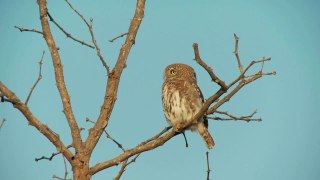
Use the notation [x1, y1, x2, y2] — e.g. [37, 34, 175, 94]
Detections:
[164, 63, 197, 81]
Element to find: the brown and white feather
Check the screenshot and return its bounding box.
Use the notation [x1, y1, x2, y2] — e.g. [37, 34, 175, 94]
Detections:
[162, 63, 215, 149]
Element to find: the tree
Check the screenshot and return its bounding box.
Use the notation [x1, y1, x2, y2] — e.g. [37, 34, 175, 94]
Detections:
[0, 0, 275, 180]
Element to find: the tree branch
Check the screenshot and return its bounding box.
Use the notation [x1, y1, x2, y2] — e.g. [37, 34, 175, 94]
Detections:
[46, 12, 94, 49]
[25, 51, 45, 105]
[193, 43, 228, 90]
[208, 110, 262, 122]
[64, 0, 110, 74]
[109, 32, 128, 43]
[37, 0, 82, 153]
[85, 0, 146, 157]
[233, 33, 243, 76]
[89, 130, 177, 175]
[0, 82, 74, 161]
[14, 26, 43, 35]
[35, 145, 72, 162]
[114, 153, 141, 180]
[52, 155, 69, 180]
[88, 33, 274, 175]
[114, 159, 128, 180]
[86, 118, 126, 152]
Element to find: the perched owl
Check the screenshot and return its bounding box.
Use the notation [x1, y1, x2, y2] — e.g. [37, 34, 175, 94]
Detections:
[162, 63, 215, 149]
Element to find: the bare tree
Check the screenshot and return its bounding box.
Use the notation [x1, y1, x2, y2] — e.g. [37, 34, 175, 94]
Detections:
[0, 1, 275, 180]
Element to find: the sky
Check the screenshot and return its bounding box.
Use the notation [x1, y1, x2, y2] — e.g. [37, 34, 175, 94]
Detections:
[1, 0, 320, 180]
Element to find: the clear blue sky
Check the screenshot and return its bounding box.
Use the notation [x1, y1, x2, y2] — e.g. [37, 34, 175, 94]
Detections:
[1, 0, 320, 179]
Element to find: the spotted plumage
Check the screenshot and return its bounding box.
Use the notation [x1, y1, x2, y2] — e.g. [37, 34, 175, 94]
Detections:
[162, 63, 215, 149]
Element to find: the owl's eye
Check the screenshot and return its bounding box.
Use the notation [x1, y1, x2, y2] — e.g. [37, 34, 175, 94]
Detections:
[170, 69, 176, 75]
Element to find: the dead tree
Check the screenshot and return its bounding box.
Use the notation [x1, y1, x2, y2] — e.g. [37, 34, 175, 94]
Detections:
[0, 0, 275, 180]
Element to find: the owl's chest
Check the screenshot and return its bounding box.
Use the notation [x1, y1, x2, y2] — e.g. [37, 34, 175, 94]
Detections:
[162, 82, 202, 125]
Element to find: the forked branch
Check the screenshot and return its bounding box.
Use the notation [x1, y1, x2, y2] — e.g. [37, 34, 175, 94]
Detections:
[208, 110, 262, 122]
[0, 82, 74, 161]
[37, 0, 82, 152]
[85, 0, 146, 158]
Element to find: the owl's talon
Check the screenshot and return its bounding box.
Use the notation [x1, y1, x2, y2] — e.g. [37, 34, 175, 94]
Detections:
[173, 123, 185, 132]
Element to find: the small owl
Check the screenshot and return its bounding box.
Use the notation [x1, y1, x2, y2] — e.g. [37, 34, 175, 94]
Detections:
[162, 63, 215, 149]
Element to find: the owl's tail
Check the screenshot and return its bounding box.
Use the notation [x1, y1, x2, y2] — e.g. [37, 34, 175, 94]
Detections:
[197, 123, 215, 149]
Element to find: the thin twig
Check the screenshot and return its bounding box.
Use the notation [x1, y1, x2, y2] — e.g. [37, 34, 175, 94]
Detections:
[193, 43, 228, 90]
[109, 32, 128, 43]
[233, 33, 243, 76]
[114, 153, 141, 180]
[0, 118, 5, 131]
[14, 26, 43, 35]
[35, 145, 72, 162]
[86, 118, 126, 152]
[126, 153, 141, 166]
[52, 175, 71, 180]
[64, 0, 110, 74]
[64, 0, 90, 27]
[114, 159, 128, 180]
[46, 12, 94, 48]
[208, 110, 262, 122]
[206, 152, 211, 180]
[62, 155, 68, 180]
[84, 0, 146, 160]
[25, 51, 45, 105]
[140, 126, 172, 145]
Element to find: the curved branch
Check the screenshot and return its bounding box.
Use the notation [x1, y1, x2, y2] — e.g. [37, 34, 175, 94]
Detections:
[89, 130, 176, 175]
[193, 43, 227, 90]
[37, 0, 82, 151]
[0, 82, 74, 161]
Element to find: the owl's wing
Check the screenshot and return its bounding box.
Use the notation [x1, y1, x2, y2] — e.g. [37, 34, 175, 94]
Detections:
[188, 81, 209, 128]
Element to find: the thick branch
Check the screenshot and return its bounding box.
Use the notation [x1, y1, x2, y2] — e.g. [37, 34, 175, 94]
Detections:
[25, 51, 45, 105]
[88, 88, 225, 175]
[89, 89, 225, 175]
[37, 0, 82, 152]
[0, 82, 74, 161]
[193, 43, 228, 90]
[89, 130, 176, 175]
[85, 0, 146, 156]
[14, 26, 43, 35]
[46, 12, 94, 49]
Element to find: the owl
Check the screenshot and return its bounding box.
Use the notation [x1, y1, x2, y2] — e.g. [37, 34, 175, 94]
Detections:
[162, 63, 215, 149]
